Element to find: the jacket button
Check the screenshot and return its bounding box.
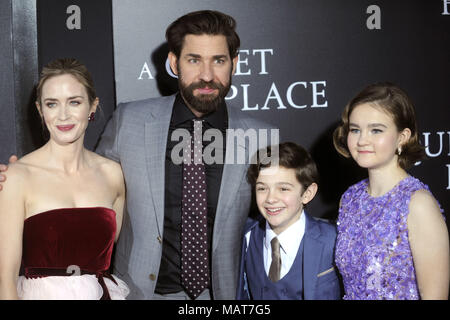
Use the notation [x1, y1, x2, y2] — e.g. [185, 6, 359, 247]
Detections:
[149, 274, 156, 281]
[157, 236, 162, 243]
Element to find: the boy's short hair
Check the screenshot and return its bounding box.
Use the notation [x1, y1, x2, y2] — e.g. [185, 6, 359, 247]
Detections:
[247, 142, 319, 191]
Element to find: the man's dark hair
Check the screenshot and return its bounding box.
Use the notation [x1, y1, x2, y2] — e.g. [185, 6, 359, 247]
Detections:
[166, 10, 240, 59]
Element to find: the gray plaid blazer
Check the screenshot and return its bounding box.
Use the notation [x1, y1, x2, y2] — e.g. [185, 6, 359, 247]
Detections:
[96, 94, 276, 299]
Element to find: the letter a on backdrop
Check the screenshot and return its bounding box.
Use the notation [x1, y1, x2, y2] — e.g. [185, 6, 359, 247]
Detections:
[66, 5, 81, 30]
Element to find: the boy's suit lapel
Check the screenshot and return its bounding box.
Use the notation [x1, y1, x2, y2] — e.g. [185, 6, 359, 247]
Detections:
[302, 213, 324, 300]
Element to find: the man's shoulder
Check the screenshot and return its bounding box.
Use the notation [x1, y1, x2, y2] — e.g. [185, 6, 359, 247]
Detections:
[117, 95, 176, 114]
[226, 103, 277, 131]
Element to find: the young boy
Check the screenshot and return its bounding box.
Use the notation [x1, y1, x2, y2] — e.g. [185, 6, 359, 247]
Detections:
[236, 142, 341, 300]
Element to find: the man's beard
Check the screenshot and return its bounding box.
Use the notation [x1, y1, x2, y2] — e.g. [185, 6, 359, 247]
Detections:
[178, 71, 232, 115]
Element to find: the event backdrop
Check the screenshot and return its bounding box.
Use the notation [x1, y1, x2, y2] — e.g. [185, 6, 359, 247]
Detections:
[0, 0, 38, 161]
[37, 0, 115, 151]
[1, 0, 448, 222]
[111, 0, 450, 220]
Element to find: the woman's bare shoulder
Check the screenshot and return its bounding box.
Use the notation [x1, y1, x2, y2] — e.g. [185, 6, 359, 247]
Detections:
[409, 189, 440, 212]
[13, 147, 48, 171]
[89, 151, 121, 170]
[408, 189, 443, 225]
[5, 160, 30, 179]
[0, 160, 30, 198]
[89, 151, 124, 182]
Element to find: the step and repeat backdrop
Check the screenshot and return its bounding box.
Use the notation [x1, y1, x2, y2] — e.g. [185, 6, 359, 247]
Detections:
[111, 0, 450, 220]
[33, 0, 449, 220]
[37, 0, 115, 151]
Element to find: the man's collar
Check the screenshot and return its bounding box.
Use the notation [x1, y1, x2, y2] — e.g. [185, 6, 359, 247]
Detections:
[171, 93, 227, 130]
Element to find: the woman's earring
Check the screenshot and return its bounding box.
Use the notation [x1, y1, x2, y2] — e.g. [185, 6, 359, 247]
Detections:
[397, 146, 402, 156]
[88, 112, 95, 122]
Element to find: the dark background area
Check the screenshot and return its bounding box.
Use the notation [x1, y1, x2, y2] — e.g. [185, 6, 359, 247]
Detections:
[1, 0, 448, 224]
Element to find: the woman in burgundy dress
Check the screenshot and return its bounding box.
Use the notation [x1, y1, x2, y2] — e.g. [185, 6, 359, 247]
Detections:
[0, 58, 129, 299]
[333, 82, 449, 299]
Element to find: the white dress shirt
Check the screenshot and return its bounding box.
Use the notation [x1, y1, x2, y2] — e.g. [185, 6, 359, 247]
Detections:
[263, 211, 306, 279]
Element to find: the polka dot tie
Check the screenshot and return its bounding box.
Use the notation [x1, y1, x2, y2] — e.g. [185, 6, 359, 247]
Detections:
[181, 119, 209, 299]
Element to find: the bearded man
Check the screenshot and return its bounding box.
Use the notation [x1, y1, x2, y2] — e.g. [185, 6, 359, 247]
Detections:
[76, 10, 277, 300]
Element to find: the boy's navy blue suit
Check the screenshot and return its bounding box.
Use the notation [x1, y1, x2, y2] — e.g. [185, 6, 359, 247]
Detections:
[236, 212, 341, 300]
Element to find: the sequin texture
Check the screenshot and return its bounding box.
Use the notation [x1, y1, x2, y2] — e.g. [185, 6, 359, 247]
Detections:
[335, 175, 443, 300]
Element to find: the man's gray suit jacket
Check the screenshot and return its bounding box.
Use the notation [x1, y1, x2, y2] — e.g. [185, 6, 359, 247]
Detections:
[96, 94, 276, 299]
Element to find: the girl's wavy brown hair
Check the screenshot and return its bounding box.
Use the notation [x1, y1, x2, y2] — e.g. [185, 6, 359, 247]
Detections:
[333, 82, 425, 170]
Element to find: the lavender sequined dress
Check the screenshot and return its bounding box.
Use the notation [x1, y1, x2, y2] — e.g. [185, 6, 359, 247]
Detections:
[335, 175, 441, 300]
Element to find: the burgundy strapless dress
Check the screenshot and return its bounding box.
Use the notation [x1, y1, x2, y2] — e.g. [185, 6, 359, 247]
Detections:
[17, 207, 129, 300]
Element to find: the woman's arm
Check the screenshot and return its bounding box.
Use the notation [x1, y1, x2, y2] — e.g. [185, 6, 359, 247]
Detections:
[0, 164, 26, 299]
[109, 161, 126, 243]
[408, 189, 449, 300]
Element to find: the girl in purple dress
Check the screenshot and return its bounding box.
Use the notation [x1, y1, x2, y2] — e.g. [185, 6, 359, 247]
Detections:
[333, 82, 449, 300]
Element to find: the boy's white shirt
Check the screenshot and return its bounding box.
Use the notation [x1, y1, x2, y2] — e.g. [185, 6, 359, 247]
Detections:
[244, 210, 306, 279]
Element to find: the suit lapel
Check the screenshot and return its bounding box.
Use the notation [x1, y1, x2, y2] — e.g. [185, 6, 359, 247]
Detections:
[145, 96, 175, 236]
[212, 105, 248, 252]
[303, 213, 324, 300]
